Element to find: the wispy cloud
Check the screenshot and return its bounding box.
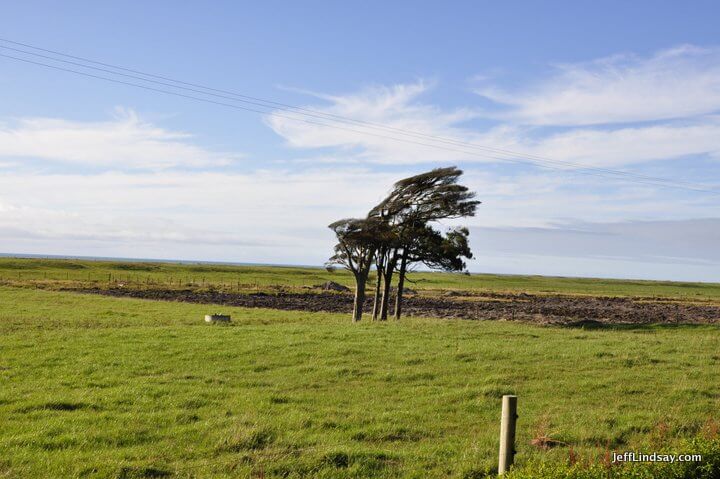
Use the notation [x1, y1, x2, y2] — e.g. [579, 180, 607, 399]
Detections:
[504, 118, 720, 167]
[0, 108, 239, 170]
[266, 56, 720, 169]
[476, 45, 720, 126]
[265, 81, 487, 165]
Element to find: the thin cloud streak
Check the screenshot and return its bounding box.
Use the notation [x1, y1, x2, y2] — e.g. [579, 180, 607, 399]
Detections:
[476, 45, 720, 126]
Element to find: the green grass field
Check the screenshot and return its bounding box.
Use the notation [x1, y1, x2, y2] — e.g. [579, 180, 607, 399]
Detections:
[1, 257, 720, 300]
[1, 261, 719, 478]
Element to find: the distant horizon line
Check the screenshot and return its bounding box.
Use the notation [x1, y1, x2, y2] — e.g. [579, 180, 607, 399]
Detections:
[0, 251, 717, 285]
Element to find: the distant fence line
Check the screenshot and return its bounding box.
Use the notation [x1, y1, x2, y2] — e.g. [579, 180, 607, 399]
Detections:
[0, 270, 293, 290]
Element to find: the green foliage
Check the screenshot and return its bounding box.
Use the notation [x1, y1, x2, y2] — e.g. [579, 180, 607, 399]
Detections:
[327, 217, 386, 275]
[370, 166, 480, 222]
[406, 223, 473, 271]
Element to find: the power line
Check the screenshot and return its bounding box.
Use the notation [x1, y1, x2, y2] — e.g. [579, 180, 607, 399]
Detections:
[4, 39, 715, 193]
[1, 40, 713, 193]
[0, 49, 712, 194]
[0, 38, 697, 188]
[0, 39, 717, 195]
[1, 39, 706, 191]
[0, 51, 580, 180]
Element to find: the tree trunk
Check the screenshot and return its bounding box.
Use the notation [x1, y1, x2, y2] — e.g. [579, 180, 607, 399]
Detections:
[352, 274, 367, 322]
[371, 252, 385, 321]
[393, 248, 408, 320]
[379, 251, 398, 321]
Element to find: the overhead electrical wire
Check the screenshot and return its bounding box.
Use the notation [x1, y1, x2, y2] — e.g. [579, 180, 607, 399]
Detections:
[0, 38, 712, 192]
[0, 37, 717, 195]
[0, 38, 705, 191]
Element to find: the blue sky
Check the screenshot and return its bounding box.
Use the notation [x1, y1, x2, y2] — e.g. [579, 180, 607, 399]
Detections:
[1, 1, 719, 281]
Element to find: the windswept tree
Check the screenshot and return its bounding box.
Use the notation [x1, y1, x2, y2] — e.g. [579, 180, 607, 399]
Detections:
[326, 217, 385, 322]
[369, 167, 480, 320]
[327, 166, 480, 323]
[371, 167, 479, 223]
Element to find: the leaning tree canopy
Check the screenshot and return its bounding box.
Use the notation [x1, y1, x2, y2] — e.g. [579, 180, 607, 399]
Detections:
[370, 166, 481, 224]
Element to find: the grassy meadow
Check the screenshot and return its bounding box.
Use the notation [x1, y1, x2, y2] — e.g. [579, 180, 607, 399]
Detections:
[0, 259, 719, 478]
[1, 257, 720, 300]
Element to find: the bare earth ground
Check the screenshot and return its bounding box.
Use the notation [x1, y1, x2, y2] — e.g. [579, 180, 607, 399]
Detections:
[72, 286, 720, 325]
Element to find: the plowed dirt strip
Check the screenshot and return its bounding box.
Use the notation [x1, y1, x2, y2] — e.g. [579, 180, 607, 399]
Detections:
[71, 287, 720, 325]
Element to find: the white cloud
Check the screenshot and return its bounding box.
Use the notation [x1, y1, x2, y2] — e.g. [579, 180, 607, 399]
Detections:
[267, 76, 720, 169]
[476, 45, 720, 126]
[1, 164, 715, 266]
[493, 118, 720, 167]
[0, 168, 401, 264]
[266, 81, 487, 165]
[0, 108, 239, 170]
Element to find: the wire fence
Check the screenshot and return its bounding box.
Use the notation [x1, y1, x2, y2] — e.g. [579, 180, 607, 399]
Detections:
[0, 270, 287, 291]
[0, 268, 346, 292]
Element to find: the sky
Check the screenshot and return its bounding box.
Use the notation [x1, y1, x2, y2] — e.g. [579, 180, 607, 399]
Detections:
[1, 1, 719, 282]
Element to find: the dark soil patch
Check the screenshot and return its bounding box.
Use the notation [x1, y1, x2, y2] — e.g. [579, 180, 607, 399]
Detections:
[70, 287, 720, 325]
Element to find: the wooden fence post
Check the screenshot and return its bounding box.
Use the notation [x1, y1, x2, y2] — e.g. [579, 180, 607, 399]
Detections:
[498, 395, 518, 474]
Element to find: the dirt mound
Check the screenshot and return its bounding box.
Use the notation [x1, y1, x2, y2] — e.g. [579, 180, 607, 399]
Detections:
[443, 290, 471, 297]
[314, 281, 351, 292]
[71, 287, 720, 325]
[390, 286, 417, 295]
